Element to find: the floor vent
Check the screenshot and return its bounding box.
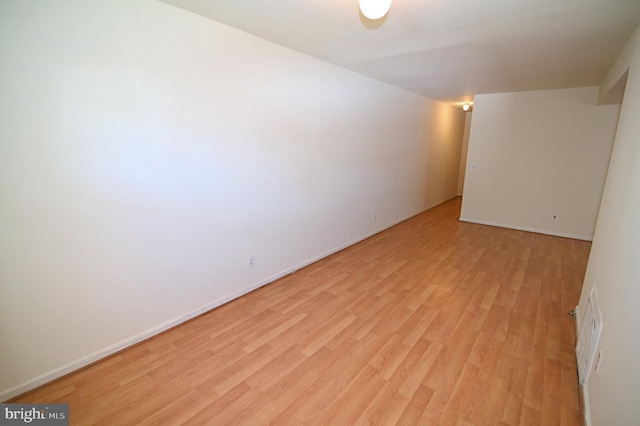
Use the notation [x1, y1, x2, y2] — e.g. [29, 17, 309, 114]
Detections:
[576, 287, 603, 385]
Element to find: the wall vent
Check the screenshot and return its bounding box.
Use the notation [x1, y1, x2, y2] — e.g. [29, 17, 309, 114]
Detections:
[576, 287, 603, 385]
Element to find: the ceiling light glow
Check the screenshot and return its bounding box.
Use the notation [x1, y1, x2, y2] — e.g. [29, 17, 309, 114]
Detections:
[359, 0, 392, 20]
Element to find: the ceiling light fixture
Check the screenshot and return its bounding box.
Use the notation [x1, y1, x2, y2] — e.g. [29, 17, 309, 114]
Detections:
[462, 103, 470, 112]
[359, 0, 392, 20]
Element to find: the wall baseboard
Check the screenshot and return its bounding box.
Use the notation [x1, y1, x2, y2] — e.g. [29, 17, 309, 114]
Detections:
[1, 195, 458, 402]
[582, 384, 592, 426]
[573, 304, 591, 426]
[458, 217, 593, 241]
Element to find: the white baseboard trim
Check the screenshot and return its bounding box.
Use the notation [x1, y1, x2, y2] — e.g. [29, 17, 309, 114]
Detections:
[573, 304, 591, 426]
[582, 384, 592, 426]
[0, 195, 458, 402]
[458, 217, 593, 241]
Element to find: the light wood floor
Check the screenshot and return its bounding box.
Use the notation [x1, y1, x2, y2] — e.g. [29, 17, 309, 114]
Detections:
[12, 197, 590, 425]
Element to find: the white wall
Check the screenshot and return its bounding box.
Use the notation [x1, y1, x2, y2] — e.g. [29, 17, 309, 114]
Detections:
[460, 87, 619, 240]
[456, 112, 472, 195]
[578, 26, 640, 425]
[0, 1, 465, 400]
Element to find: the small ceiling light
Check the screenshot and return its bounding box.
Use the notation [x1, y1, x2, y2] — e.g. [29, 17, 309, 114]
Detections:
[462, 103, 470, 112]
[359, 0, 392, 20]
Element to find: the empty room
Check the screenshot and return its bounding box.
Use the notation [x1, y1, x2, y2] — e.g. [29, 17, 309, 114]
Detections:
[2, 0, 640, 425]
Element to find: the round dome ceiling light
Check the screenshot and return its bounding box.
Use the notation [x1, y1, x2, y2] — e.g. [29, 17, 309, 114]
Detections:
[359, 0, 392, 20]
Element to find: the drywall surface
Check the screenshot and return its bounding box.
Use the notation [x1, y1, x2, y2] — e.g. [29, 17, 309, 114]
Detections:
[460, 87, 619, 240]
[457, 112, 472, 195]
[0, 0, 464, 399]
[578, 25, 640, 426]
[598, 29, 636, 105]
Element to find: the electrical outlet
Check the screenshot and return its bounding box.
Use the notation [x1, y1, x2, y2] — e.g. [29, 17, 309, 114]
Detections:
[552, 214, 558, 221]
[249, 257, 255, 268]
[470, 164, 478, 170]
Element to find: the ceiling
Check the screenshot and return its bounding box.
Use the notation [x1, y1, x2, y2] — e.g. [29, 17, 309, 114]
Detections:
[160, 0, 640, 106]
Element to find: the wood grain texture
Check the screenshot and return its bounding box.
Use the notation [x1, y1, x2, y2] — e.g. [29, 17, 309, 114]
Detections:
[11, 197, 588, 425]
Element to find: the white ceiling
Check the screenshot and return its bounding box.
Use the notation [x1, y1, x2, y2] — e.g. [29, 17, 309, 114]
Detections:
[160, 0, 640, 106]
